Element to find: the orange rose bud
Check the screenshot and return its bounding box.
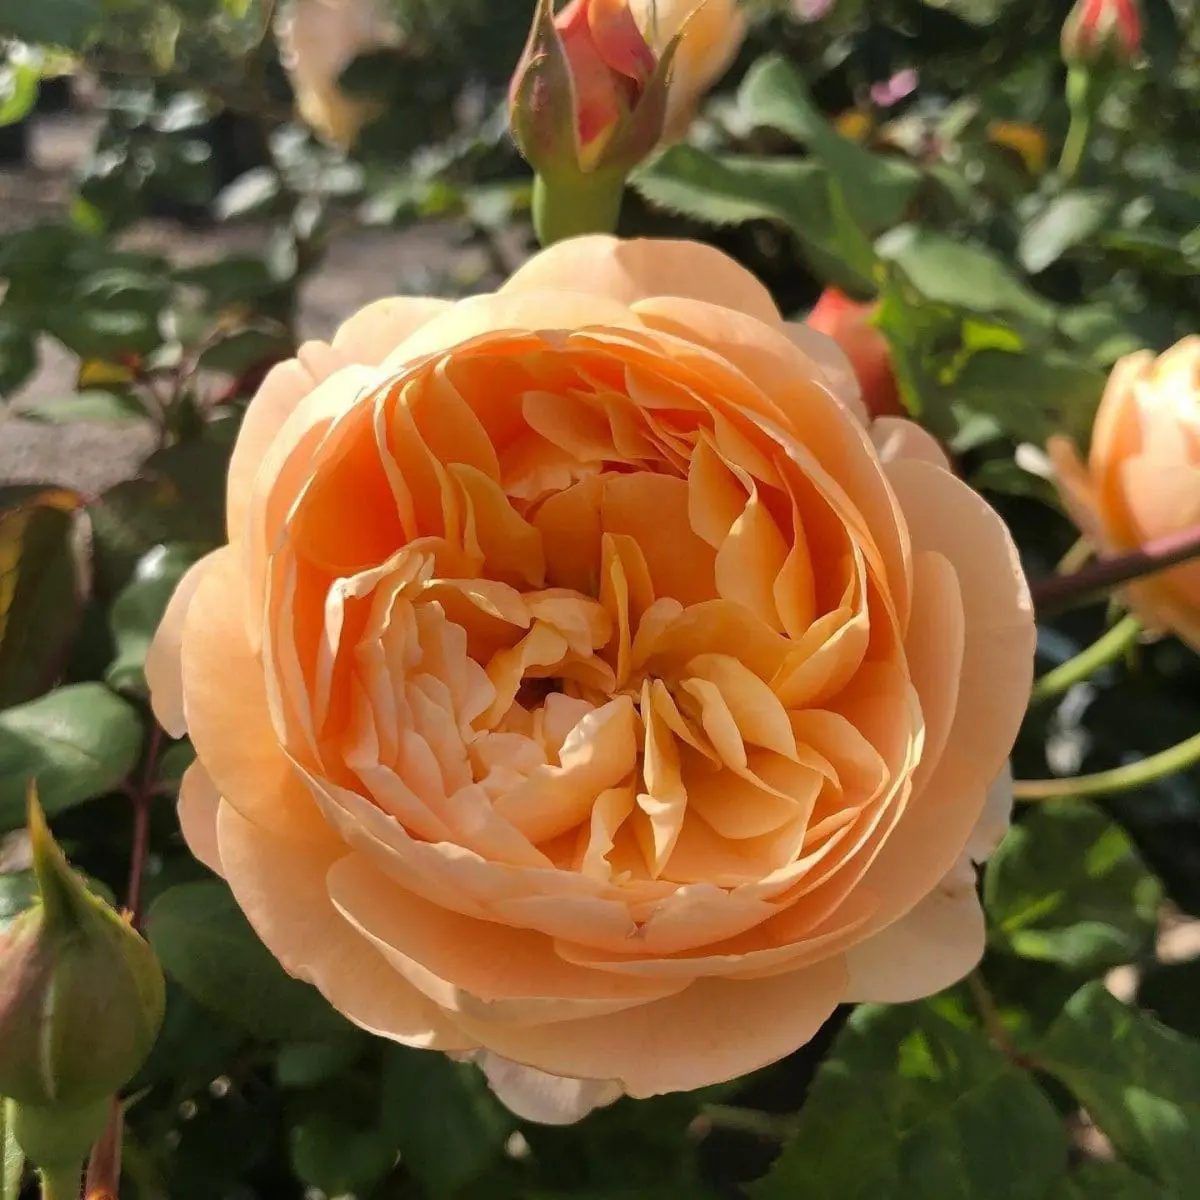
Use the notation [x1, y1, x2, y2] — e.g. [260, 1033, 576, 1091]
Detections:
[1061, 0, 1142, 68]
[510, 0, 672, 177]
[1048, 337, 1200, 648]
[807, 288, 905, 420]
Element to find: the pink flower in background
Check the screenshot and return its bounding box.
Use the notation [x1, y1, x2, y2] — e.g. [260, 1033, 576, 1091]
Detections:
[869, 68, 919, 109]
[791, 0, 836, 21]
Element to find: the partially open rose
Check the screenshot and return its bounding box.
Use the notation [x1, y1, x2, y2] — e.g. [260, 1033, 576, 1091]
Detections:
[148, 235, 1033, 1120]
[1049, 337, 1200, 648]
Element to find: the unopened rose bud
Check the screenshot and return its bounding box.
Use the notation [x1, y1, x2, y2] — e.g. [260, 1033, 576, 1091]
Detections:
[630, 0, 746, 140]
[1061, 0, 1142, 69]
[807, 287, 905, 421]
[0, 793, 165, 1115]
[511, 0, 677, 243]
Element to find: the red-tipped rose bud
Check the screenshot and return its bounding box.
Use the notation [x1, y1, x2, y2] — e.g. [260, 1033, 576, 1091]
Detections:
[510, 0, 678, 244]
[1061, 0, 1142, 69]
[807, 288, 905, 421]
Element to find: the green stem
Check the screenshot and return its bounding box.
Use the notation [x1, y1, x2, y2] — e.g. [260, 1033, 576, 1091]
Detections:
[1030, 615, 1142, 706]
[532, 171, 626, 247]
[1014, 730, 1200, 802]
[1058, 109, 1092, 181]
[1059, 65, 1096, 181]
[38, 1165, 81, 1200]
[701, 1105, 797, 1140]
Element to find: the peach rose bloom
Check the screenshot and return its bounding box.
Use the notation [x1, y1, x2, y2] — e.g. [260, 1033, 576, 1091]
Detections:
[147, 236, 1033, 1121]
[275, 0, 401, 148]
[1049, 337, 1200, 648]
[630, 0, 746, 139]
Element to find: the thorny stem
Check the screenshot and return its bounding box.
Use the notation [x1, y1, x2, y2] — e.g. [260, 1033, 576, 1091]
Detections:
[1030, 525, 1200, 617]
[1029, 614, 1142, 707]
[968, 974, 1037, 1071]
[84, 726, 165, 1199]
[1013, 731, 1200, 802]
[124, 724, 164, 931]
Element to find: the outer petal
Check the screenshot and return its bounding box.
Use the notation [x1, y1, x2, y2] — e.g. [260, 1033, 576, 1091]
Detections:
[844, 767, 1013, 1003]
[180, 546, 330, 842]
[380, 291, 646, 372]
[330, 295, 454, 365]
[216, 801, 473, 1050]
[227, 347, 340, 543]
[227, 298, 447, 542]
[177, 762, 223, 876]
[325, 852, 691, 1025]
[449, 957, 847, 1098]
[782, 321, 869, 427]
[850, 461, 1033, 938]
[842, 877, 984, 1003]
[473, 1053, 622, 1125]
[145, 551, 218, 737]
[500, 235, 780, 325]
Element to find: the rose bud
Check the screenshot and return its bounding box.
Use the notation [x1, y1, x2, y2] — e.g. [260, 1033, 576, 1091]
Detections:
[0, 792, 165, 1171]
[630, 0, 746, 140]
[510, 0, 676, 241]
[1048, 337, 1200, 648]
[807, 287, 905, 420]
[1061, 0, 1142, 69]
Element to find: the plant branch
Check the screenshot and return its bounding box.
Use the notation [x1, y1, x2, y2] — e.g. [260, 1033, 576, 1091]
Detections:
[124, 723, 164, 931]
[1029, 615, 1142, 706]
[1031, 525, 1200, 617]
[1014, 730, 1200, 802]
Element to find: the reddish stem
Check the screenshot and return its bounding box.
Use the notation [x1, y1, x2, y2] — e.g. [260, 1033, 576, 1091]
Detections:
[1031, 525, 1200, 618]
[124, 723, 163, 930]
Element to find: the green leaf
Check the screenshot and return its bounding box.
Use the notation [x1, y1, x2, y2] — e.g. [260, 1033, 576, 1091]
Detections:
[13, 389, 150, 425]
[631, 147, 875, 291]
[1019, 189, 1115, 274]
[1, 1099, 22, 1200]
[146, 881, 350, 1042]
[46, 267, 167, 360]
[1038, 984, 1200, 1190]
[738, 55, 921, 238]
[90, 438, 231, 594]
[1058, 1160, 1169, 1199]
[0, 488, 84, 708]
[0, 683, 142, 831]
[196, 326, 289, 376]
[106, 544, 202, 695]
[213, 168, 281, 221]
[0, 0, 100, 51]
[877, 225, 1056, 330]
[275, 1031, 368, 1089]
[750, 1003, 1068, 1200]
[289, 1111, 397, 1196]
[0, 316, 37, 396]
[985, 801, 1161, 973]
[0, 54, 39, 128]
[381, 1046, 511, 1196]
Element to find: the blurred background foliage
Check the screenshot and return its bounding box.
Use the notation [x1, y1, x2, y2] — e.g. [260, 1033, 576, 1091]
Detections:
[1, 0, 1200, 1197]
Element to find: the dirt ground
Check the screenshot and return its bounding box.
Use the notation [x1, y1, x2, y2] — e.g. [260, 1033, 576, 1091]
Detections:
[0, 112, 513, 494]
